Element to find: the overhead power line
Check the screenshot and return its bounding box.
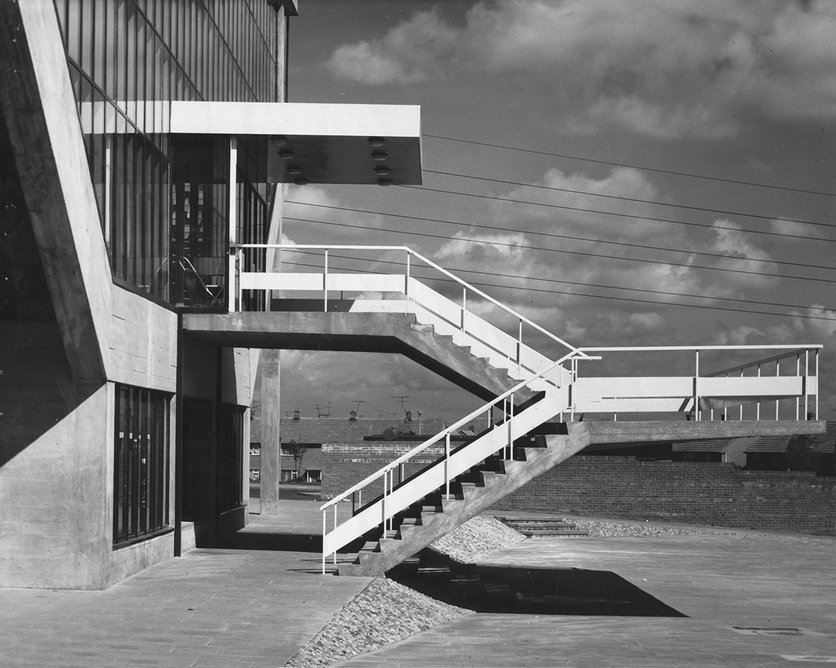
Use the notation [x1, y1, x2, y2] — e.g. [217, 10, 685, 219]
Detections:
[424, 169, 836, 231]
[402, 184, 836, 245]
[425, 134, 836, 199]
[287, 248, 835, 314]
[286, 200, 836, 273]
[279, 256, 836, 323]
[283, 215, 835, 285]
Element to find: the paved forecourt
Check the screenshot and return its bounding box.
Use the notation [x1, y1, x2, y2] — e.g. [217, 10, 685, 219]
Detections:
[0, 501, 367, 668]
[342, 529, 836, 667]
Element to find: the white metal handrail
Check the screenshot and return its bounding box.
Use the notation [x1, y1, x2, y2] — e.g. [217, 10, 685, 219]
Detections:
[575, 344, 822, 421]
[320, 349, 585, 514]
[233, 243, 586, 363]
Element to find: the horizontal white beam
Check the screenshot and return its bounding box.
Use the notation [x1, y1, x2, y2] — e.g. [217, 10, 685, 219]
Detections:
[170, 102, 421, 138]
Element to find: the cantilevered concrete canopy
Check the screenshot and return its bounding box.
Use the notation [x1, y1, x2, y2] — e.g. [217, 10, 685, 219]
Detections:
[171, 101, 422, 185]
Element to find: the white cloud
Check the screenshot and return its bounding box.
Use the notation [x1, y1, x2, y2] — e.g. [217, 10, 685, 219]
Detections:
[326, 0, 836, 137]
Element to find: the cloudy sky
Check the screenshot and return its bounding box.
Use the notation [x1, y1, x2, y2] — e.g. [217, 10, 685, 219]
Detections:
[278, 0, 835, 423]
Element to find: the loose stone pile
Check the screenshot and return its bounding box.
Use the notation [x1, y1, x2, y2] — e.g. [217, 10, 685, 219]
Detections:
[285, 577, 470, 667]
[429, 514, 527, 562]
[567, 518, 736, 537]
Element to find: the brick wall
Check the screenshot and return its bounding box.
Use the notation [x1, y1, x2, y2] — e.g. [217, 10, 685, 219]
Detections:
[322, 442, 446, 500]
[322, 446, 836, 535]
[494, 456, 836, 535]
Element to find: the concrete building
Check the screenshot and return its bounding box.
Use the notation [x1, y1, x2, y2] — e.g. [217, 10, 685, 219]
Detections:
[0, 0, 421, 588]
[1, 0, 824, 587]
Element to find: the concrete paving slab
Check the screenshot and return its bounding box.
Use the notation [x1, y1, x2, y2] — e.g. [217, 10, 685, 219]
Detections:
[341, 532, 836, 667]
[0, 500, 368, 667]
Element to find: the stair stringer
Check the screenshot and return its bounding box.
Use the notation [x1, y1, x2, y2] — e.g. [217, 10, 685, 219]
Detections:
[337, 423, 592, 577]
[323, 386, 569, 560]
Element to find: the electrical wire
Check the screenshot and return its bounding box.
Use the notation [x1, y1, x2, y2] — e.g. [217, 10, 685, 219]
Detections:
[402, 184, 836, 245]
[283, 215, 835, 285]
[285, 200, 836, 273]
[425, 134, 836, 199]
[277, 256, 836, 323]
[285, 248, 834, 314]
[424, 169, 836, 231]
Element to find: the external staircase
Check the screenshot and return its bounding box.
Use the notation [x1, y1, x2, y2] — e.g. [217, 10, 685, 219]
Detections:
[204, 242, 824, 576]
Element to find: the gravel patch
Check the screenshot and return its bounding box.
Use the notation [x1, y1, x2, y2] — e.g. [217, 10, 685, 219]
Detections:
[567, 518, 729, 537]
[285, 577, 470, 667]
[429, 515, 527, 562]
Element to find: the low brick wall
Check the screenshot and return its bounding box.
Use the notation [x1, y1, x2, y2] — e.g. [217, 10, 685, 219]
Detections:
[322, 442, 446, 500]
[322, 446, 836, 535]
[493, 456, 836, 535]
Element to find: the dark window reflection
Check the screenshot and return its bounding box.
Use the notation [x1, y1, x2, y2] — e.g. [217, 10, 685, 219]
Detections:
[53, 0, 281, 308]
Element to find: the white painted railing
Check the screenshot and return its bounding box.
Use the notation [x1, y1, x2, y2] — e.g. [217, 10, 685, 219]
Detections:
[574, 345, 821, 421]
[227, 243, 824, 574]
[232, 243, 587, 382]
[318, 349, 586, 573]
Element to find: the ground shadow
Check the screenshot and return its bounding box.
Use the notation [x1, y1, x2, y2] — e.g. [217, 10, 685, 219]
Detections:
[220, 530, 364, 554]
[388, 551, 686, 617]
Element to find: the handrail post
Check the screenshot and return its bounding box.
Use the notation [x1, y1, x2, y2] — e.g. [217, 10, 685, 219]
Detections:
[333, 505, 337, 565]
[796, 353, 801, 420]
[323, 249, 329, 312]
[227, 137, 238, 313]
[739, 370, 744, 420]
[756, 364, 761, 420]
[815, 348, 819, 420]
[517, 319, 522, 374]
[694, 351, 700, 421]
[508, 394, 515, 460]
[723, 373, 728, 422]
[444, 433, 451, 499]
[775, 359, 780, 420]
[236, 247, 243, 311]
[382, 471, 387, 530]
[461, 287, 466, 331]
[321, 510, 326, 574]
[804, 350, 810, 419]
[405, 250, 411, 303]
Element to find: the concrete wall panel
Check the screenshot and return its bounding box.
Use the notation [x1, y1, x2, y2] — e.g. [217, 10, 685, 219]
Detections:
[109, 287, 177, 392]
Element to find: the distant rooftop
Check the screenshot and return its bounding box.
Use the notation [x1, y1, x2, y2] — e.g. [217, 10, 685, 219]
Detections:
[250, 416, 479, 445]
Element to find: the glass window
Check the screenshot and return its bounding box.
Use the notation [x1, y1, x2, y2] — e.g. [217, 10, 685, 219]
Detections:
[113, 384, 171, 547]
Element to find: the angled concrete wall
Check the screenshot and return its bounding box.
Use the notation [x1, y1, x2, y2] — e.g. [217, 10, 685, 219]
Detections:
[0, 0, 254, 588]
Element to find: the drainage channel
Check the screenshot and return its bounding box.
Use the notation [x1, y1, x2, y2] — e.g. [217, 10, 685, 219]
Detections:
[388, 549, 686, 617]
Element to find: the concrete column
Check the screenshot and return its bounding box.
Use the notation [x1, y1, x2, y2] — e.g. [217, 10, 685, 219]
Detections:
[259, 349, 282, 515]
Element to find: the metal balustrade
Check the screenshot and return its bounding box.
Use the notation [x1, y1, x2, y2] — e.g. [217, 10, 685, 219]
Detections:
[574, 345, 821, 421]
[225, 243, 823, 573]
[232, 243, 587, 383]
[318, 351, 583, 573]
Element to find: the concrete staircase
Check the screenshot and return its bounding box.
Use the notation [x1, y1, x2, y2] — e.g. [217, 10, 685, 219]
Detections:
[183, 310, 538, 404]
[338, 420, 594, 576]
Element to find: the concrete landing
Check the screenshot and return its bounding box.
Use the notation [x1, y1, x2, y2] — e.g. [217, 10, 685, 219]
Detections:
[182, 311, 525, 402]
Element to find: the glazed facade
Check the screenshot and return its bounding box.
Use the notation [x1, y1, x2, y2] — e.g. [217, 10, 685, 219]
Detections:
[54, 0, 277, 306]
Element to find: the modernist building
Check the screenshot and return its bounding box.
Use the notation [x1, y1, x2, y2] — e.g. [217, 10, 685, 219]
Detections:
[1, 1, 824, 587]
[0, 0, 421, 588]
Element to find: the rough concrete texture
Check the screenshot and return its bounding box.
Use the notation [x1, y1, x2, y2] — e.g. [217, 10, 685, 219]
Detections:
[342, 531, 836, 667]
[182, 311, 526, 402]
